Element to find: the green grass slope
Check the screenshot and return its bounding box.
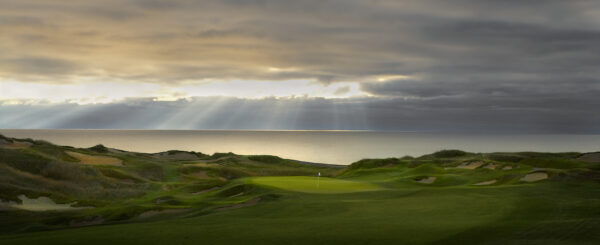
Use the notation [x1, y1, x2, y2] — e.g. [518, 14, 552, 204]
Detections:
[1, 135, 599, 244]
[249, 176, 382, 193]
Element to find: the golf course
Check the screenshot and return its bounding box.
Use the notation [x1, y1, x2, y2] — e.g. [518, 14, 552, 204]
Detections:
[1, 134, 599, 244]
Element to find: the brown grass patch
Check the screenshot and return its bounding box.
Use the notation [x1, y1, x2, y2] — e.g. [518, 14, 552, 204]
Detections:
[186, 171, 209, 179]
[578, 152, 600, 163]
[1, 141, 33, 149]
[66, 151, 122, 166]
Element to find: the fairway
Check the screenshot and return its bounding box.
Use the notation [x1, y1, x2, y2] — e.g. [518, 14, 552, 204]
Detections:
[249, 176, 382, 193]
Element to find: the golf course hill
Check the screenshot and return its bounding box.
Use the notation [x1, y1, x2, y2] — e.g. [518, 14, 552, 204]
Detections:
[1, 134, 599, 244]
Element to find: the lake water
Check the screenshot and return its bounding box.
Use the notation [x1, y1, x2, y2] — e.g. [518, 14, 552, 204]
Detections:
[1, 129, 599, 165]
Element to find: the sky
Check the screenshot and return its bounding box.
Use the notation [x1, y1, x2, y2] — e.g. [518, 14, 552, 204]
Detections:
[1, 0, 599, 133]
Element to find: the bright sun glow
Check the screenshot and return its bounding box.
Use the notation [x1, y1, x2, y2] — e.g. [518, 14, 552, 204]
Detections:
[0, 79, 368, 104]
[374, 74, 416, 82]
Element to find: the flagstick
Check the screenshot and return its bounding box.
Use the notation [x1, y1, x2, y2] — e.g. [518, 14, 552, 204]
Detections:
[317, 172, 320, 189]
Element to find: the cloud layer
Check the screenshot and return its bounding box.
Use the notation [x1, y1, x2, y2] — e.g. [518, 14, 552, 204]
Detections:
[1, 0, 599, 132]
[2, 0, 599, 83]
[1, 97, 598, 133]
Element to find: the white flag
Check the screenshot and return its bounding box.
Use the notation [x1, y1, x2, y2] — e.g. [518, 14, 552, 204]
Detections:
[318, 172, 321, 176]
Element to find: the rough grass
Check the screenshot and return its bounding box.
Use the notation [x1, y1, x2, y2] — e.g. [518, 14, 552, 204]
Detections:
[519, 158, 586, 169]
[346, 158, 402, 170]
[431, 149, 468, 158]
[5, 183, 598, 245]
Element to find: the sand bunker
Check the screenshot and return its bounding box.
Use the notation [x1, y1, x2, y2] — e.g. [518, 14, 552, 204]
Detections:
[66, 151, 122, 166]
[473, 180, 497, 186]
[456, 161, 484, 169]
[416, 177, 436, 184]
[6, 195, 89, 211]
[502, 166, 513, 170]
[483, 164, 497, 170]
[520, 172, 548, 182]
[216, 197, 261, 211]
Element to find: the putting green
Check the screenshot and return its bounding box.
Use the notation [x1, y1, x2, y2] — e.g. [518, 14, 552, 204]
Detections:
[249, 176, 382, 193]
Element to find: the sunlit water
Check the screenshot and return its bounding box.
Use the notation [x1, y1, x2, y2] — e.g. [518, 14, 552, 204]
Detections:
[1, 129, 599, 165]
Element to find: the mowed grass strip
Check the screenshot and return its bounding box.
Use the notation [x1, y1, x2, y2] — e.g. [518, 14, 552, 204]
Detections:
[249, 176, 382, 193]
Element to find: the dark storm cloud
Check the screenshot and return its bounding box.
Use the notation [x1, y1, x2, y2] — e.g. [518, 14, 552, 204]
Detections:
[0, 57, 81, 76]
[1, 0, 597, 82]
[1, 0, 599, 132]
[361, 75, 600, 99]
[419, 19, 600, 74]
